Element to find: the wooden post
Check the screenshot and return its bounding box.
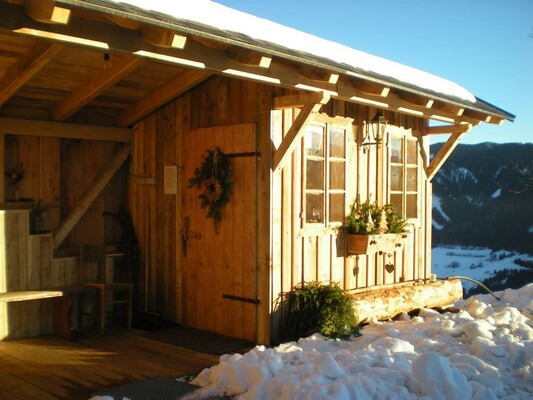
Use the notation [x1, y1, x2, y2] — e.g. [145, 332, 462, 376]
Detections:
[0, 133, 4, 202]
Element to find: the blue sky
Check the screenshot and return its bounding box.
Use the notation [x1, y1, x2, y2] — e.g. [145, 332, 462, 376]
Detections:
[216, 0, 532, 144]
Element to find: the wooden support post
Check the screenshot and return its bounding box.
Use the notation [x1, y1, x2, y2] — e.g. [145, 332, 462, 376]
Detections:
[426, 126, 471, 181]
[0, 133, 3, 202]
[272, 91, 330, 172]
[52, 145, 130, 250]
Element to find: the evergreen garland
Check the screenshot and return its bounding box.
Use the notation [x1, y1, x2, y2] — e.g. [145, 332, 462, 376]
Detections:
[188, 147, 232, 233]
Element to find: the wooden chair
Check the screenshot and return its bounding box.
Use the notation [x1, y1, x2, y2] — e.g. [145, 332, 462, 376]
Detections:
[79, 244, 133, 333]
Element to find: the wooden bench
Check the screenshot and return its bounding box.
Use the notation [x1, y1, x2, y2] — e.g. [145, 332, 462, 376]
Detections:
[0, 287, 95, 340]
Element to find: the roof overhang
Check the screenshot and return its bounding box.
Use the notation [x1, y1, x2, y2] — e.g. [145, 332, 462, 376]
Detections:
[0, 0, 515, 130]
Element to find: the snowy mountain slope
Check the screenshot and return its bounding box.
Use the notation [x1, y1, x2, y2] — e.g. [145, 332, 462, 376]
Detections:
[431, 142, 533, 254]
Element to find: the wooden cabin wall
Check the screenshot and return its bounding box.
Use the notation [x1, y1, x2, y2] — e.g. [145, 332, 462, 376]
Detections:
[270, 97, 430, 343]
[129, 76, 272, 343]
[2, 135, 127, 252]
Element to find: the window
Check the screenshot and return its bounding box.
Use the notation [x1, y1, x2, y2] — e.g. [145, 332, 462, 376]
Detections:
[389, 135, 418, 219]
[303, 123, 347, 225]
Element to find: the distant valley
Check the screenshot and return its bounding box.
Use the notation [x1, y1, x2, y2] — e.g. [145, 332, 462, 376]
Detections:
[430, 142, 533, 296]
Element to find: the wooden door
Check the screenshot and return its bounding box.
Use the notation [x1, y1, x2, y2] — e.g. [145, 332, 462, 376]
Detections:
[182, 124, 257, 342]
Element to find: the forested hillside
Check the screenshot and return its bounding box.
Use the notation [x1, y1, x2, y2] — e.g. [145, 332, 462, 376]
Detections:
[431, 142, 533, 254]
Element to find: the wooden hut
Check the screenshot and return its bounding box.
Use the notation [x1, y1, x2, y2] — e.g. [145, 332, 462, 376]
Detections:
[0, 0, 514, 344]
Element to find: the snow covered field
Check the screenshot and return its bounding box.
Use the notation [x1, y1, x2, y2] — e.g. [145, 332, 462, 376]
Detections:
[190, 284, 533, 399]
[432, 246, 532, 291]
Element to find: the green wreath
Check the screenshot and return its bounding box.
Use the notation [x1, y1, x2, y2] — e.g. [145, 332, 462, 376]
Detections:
[188, 147, 232, 233]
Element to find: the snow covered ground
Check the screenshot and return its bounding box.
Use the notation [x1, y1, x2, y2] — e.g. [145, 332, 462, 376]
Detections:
[189, 284, 533, 399]
[432, 246, 532, 292]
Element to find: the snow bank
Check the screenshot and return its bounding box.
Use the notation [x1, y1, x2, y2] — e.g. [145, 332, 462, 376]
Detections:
[191, 284, 533, 399]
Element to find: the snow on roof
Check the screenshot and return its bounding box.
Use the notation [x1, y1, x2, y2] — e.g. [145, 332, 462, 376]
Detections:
[108, 0, 477, 103]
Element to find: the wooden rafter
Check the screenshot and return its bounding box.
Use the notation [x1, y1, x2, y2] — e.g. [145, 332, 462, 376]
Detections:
[0, 1, 503, 127]
[25, 0, 70, 24]
[272, 91, 330, 172]
[229, 48, 271, 68]
[52, 144, 130, 250]
[141, 25, 186, 49]
[0, 42, 63, 107]
[52, 57, 145, 121]
[298, 65, 338, 84]
[426, 124, 473, 135]
[426, 127, 472, 181]
[115, 69, 212, 127]
[0, 118, 131, 142]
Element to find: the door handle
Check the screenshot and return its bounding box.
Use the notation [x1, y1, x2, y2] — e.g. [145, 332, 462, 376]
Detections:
[182, 216, 202, 256]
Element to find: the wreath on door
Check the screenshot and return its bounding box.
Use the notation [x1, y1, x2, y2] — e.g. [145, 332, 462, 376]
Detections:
[188, 147, 232, 233]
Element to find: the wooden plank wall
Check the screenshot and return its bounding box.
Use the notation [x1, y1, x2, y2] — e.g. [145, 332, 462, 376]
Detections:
[130, 76, 272, 343]
[2, 135, 126, 252]
[270, 97, 429, 342]
[0, 210, 78, 339]
[129, 104, 175, 321]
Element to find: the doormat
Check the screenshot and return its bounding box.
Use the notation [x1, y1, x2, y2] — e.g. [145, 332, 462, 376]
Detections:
[96, 376, 197, 400]
[143, 325, 254, 355]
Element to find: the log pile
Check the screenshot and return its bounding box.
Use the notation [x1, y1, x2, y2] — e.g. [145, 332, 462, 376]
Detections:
[352, 279, 463, 323]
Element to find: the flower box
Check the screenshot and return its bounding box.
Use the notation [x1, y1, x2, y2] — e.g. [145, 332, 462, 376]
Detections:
[347, 233, 406, 255]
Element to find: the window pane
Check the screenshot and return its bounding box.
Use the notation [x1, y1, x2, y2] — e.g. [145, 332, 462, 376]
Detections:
[306, 160, 324, 190]
[406, 139, 417, 164]
[329, 127, 345, 158]
[390, 193, 403, 215]
[390, 138, 402, 163]
[305, 125, 324, 157]
[306, 193, 324, 223]
[391, 165, 403, 191]
[329, 193, 345, 223]
[406, 166, 417, 191]
[329, 161, 345, 190]
[406, 194, 417, 218]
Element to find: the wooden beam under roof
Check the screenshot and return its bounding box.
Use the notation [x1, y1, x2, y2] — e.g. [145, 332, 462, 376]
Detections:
[25, 0, 71, 24]
[426, 130, 470, 181]
[395, 90, 434, 108]
[1, 1, 502, 127]
[141, 25, 187, 49]
[272, 91, 330, 172]
[0, 42, 63, 107]
[115, 69, 212, 127]
[51, 56, 145, 121]
[342, 75, 390, 97]
[0, 118, 131, 142]
[229, 47, 271, 68]
[298, 65, 338, 84]
[426, 124, 472, 135]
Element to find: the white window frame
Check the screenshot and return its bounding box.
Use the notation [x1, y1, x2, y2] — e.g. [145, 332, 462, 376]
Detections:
[387, 128, 420, 222]
[302, 122, 348, 228]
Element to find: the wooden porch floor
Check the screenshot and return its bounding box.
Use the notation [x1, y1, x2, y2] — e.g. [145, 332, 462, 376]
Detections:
[0, 328, 220, 400]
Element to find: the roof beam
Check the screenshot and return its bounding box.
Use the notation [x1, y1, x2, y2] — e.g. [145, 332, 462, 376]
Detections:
[395, 90, 434, 108]
[229, 48, 271, 68]
[272, 91, 330, 172]
[141, 25, 187, 49]
[1, 1, 501, 126]
[426, 124, 472, 135]
[298, 65, 339, 84]
[25, 0, 71, 24]
[0, 118, 131, 142]
[340, 75, 390, 97]
[427, 131, 468, 181]
[52, 56, 145, 121]
[0, 42, 63, 107]
[115, 69, 212, 127]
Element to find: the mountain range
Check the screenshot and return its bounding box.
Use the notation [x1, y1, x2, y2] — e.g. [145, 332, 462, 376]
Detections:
[431, 142, 533, 254]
